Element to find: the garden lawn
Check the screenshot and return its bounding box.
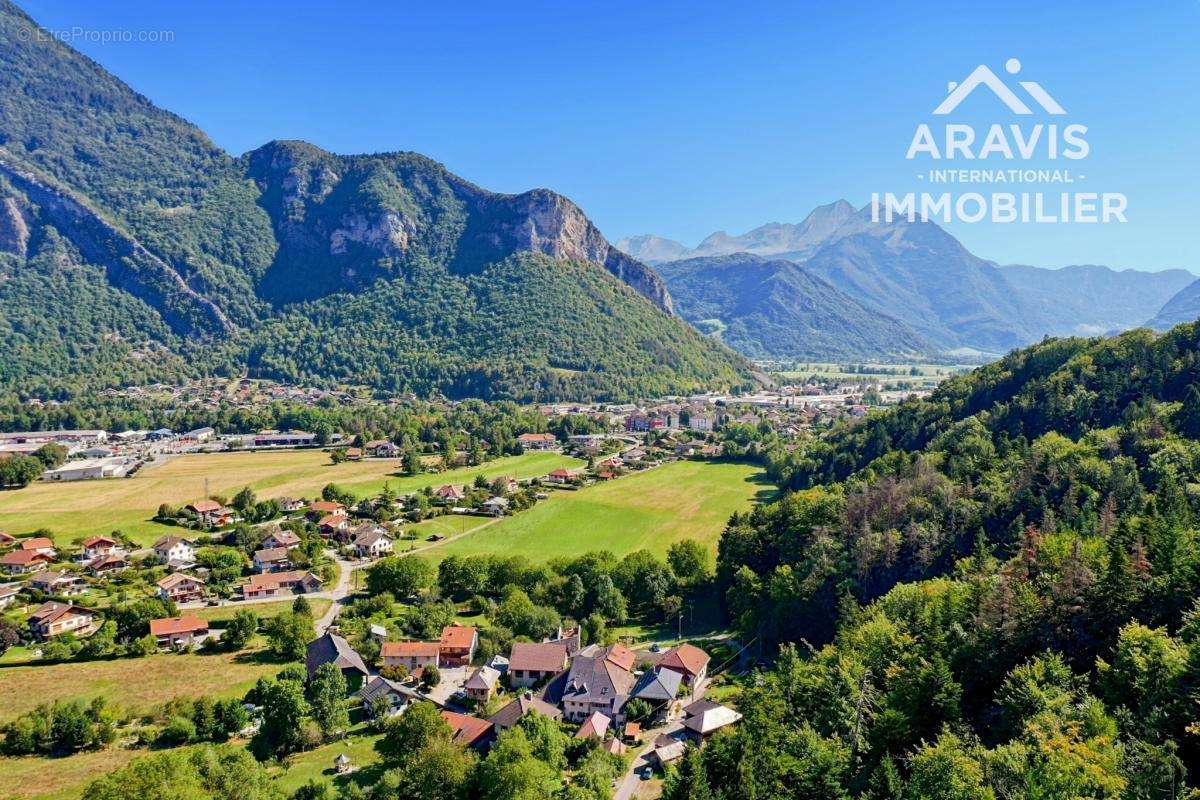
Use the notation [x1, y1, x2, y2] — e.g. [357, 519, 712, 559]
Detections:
[270, 728, 384, 795]
[192, 598, 332, 623]
[0, 748, 141, 800]
[425, 460, 771, 563]
[0, 648, 281, 723]
[0, 450, 581, 546]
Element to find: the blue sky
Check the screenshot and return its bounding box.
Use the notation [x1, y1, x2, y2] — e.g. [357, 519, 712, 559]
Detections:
[19, 0, 1199, 272]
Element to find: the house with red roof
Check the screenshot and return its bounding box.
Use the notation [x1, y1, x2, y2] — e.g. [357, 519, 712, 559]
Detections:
[1, 549, 54, 575]
[508, 641, 571, 688]
[157, 572, 206, 603]
[79, 536, 120, 562]
[150, 616, 210, 650]
[28, 602, 97, 640]
[439, 625, 478, 666]
[655, 643, 711, 693]
[381, 641, 441, 672]
[517, 432, 558, 451]
[440, 710, 495, 751]
[19, 537, 56, 556]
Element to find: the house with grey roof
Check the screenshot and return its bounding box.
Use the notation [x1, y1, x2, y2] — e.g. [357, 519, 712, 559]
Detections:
[306, 632, 369, 683]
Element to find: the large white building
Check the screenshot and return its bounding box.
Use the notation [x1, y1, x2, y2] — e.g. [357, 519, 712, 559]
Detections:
[41, 457, 135, 482]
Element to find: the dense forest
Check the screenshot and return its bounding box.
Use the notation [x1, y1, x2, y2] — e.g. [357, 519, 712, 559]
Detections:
[694, 323, 1200, 798]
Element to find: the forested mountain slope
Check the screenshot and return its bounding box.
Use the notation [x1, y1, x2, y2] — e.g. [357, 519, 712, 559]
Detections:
[0, 0, 749, 401]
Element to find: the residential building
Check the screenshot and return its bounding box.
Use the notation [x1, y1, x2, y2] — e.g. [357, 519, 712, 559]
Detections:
[434, 484, 465, 503]
[488, 693, 563, 731]
[381, 641, 441, 672]
[252, 547, 292, 573]
[19, 537, 56, 556]
[353, 527, 393, 559]
[27, 602, 97, 640]
[0, 583, 19, 608]
[464, 666, 501, 702]
[358, 676, 418, 716]
[546, 468, 576, 485]
[28, 570, 85, 596]
[306, 632, 370, 682]
[157, 572, 206, 603]
[243, 570, 323, 599]
[78, 536, 120, 562]
[574, 711, 611, 740]
[150, 616, 210, 650]
[440, 710, 495, 751]
[439, 625, 478, 666]
[152, 535, 196, 566]
[261, 529, 302, 550]
[508, 641, 570, 688]
[681, 700, 743, 739]
[481, 496, 509, 516]
[1, 550, 54, 575]
[516, 432, 558, 450]
[559, 643, 637, 722]
[655, 643, 710, 693]
[364, 440, 402, 458]
[308, 500, 345, 517]
[87, 554, 130, 576]
[317, 513, 350, 537]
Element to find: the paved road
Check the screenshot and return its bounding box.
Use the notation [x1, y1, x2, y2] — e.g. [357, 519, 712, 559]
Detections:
[614, 719, 683, 800]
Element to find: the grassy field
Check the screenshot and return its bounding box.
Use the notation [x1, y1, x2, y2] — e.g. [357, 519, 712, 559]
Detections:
[0, 450, 581, 546]
[0, 747, 141, 800]
[192, 598, 332, 624]
[425, 460, 771, 563]
[270, 727, 384, 795]
[0, 648, 281, 723]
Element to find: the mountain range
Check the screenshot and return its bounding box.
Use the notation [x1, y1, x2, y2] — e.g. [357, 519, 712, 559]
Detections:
[620, 204, 1196, 360]
[0, 0, 751, 401]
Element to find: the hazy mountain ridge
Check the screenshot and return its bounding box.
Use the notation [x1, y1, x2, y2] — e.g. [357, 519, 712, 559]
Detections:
[1148, 278, 1200, 331]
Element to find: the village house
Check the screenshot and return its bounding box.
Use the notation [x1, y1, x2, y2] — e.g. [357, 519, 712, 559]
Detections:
[364, 440, 402, 458]
[186, 500, 233, 527]
[517, 432, 558, 451]
[557, 643, 637, 722]
[275, 497, 306, 513]
[545, 468, 576, 485]
[574, 710, 611, 741]
[653, 643, 711, 695]
[253, 547, 293, 573]
[88, 554, 130, 576]
[488, 693, 562, 731]
[152, 535, 197, 568]
[27, 601, 97, 640]
[78, 536, 120, 563]
[157, 572, 206, 603]
[0, 583, 19, 609]
[261, 529, 302, 550]
[19, 537, 57, 556]
[381, 641, 440, 672]
[481, 496, 509, 516]
[434, 484, 465, 503]
[464, 665, 501, 703]
[306, 632, 369, 682]
[440, 710, 495, 752]
[358, 675, 419, 716]
[0, 531, 15, 549]
[508, 641, 570, 688]
[1, 550, 54, 575]
[150, 616, 210, 650]
[439, 625, 478, 666]
[28, 569, 85, 596]
[681, 699, 743, 740]
[308, 500, 345, 517]
[243, 570, 323, 599]
[353, 527, 393, 559]
[317, 513, 350, 538]
[629, 666, 683, 719]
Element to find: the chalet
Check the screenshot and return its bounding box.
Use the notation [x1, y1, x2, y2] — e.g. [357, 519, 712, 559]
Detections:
[629, 667, 683, 718]
[78, 536, 120, 562]
[481, 496, 509, 516]
[434, 484, 465, 503]
[364, 440, 402, 458]
[87, 554, 130, 576]
[150, 616, 210, 650]
[309, 500, 345, 517]
[261, 529, 302, 550]
[152, 535, 196, 567]
[28, 570, 85, 596]
[508, 641, 570, 688]
[439, 625, 478, 666]
[464, 666, 501, 702]
[186, 500, 229, 526]
[317, 513, 350, 537]
[545, 468, 577, 485]
[381, 640, 440, 672]
[306, 632, 369, 681]
[650, 733, 687, 766]
[243, 570, 323, 599]
[0, 531, 15, 548]
[517, 432, 558, 451]
[157, 572, 206, 603]
[252, 547, 293, 573]
[28, 601, 97, 640]
[353, 527, 393, 559]
[1, 550, 54, 575]
[20, 537, 57, 556]
[275, 497, 306, 513]
[358, 675, 419, 716]
[0, 583, 19, 609]
[559, 643, 637, 722]
[488, 693, 562, 731]
[344, 447, 363, 461]
[440, 710, 495, 751]
[654, 643, 710, 692]
[681, 700, 742, 739]
[574, 711, 611, 741]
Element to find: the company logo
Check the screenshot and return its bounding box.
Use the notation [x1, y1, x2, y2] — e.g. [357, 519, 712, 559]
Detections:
[933, 59, 1064, 116]
[872, 58, 1126, 225]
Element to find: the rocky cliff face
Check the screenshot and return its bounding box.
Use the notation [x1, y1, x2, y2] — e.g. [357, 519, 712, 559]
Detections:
[245, 140, 674, 313]
[0, 194, 29, 257]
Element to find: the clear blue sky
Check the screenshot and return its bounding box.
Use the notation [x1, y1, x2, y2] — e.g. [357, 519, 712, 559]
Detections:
[19, 0, 1199, 272]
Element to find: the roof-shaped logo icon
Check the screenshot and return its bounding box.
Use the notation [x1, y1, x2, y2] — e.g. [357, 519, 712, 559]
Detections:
[934, 59, 1065, 116]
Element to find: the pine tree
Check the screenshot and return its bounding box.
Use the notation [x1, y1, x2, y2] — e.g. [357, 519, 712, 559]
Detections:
[1177, 383, 1200, 438]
